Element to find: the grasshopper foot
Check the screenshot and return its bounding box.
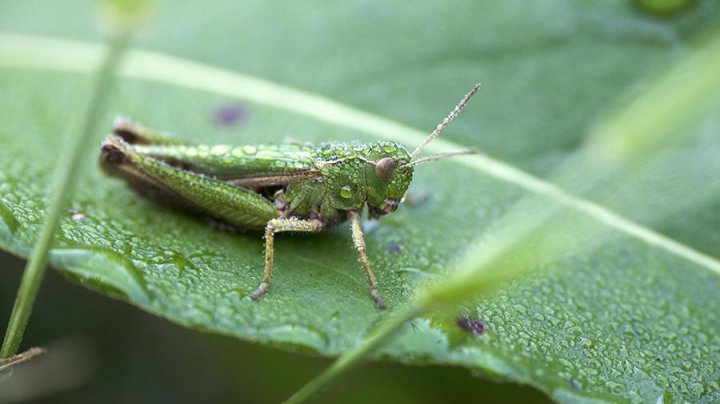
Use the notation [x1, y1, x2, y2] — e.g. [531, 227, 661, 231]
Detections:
[371, 290, 386, 310]
[251, 282, 269, 301]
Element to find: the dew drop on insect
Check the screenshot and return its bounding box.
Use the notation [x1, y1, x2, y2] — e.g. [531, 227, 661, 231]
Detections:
[383, 145, 396, 153]
[211, 144, 231, 155]
[185, 147, 198, 157]
[197, 145, 210, 158]
[243, 145, 257, 154]
[340, 185, 353, 199]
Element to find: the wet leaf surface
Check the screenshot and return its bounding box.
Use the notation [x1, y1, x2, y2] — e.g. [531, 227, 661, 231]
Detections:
[1, 0, 719, 401]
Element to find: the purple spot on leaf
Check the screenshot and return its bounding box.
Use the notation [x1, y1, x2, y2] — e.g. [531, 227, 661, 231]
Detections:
[213, 104, 249, 127]
[456, 316, 485, 335]
[386, 242, 404, 253]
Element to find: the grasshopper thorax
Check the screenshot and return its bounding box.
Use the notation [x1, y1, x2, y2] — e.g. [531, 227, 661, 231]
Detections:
[313, 141, 413, 218]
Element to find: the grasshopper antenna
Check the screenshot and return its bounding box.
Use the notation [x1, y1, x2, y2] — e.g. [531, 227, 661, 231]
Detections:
[409, 83, 481, 160]
[401, 149, 475, 168]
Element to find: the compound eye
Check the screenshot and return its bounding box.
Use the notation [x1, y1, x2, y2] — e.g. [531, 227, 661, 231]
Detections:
[375, 158, 395, 182]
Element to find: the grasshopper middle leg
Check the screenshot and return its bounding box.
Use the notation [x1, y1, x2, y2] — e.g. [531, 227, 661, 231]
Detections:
[348, 210, 385, 309]
[252, 218, 325, 301]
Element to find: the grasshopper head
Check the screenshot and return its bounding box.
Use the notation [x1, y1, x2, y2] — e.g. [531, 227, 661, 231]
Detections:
[363, 141, 413, 218]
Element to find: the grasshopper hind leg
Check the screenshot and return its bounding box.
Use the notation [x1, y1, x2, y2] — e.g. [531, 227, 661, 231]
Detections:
[99, 139, 204, 213]
[100, 136, 278, 229]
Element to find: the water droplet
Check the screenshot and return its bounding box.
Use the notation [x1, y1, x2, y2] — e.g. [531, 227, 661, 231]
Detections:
[196, 145, 210, 158]
[255, 324, 328, 353]
[185, 147, 198, 157]
[394, 267, 435, 283]
[49, 248, 149, 303]
[0, 201, 18, 235]
[242, 145, 257, 154]
[607, 382, 624, 395]
[232, 288, 248, 298]
[69, 208, 86, 221]
[210, 144, 231, 155]
[340, 185, 353, 199]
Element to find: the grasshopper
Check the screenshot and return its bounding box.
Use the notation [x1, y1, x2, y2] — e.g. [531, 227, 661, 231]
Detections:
[99, 84, 480, 309]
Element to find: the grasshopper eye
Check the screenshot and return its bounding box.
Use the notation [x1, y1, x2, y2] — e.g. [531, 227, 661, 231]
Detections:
[375, 158, 395, 182]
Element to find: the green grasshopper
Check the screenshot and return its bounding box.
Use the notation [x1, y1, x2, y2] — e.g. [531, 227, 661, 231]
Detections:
[99, 84, 479, 309]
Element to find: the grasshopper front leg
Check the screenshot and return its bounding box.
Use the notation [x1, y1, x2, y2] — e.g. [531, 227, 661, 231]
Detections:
[348, 210, 385, 309]
[252, 218, 325, 300]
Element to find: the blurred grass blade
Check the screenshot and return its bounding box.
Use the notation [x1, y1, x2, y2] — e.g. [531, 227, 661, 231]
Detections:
[0, 36, 129, 358]
[285, 304, 425, 403]
[586, 27, 720, 158]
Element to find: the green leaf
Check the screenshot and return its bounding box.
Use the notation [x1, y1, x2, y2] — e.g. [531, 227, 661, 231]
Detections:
[1, 1, 720, 402]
